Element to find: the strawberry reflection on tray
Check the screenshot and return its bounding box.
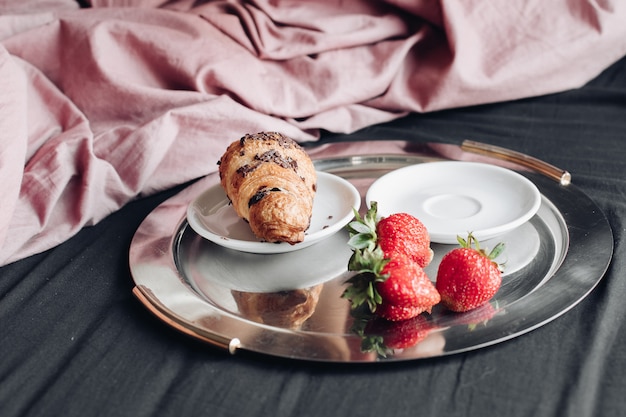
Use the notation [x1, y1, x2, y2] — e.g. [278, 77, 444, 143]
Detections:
[350, 302, 503, 360]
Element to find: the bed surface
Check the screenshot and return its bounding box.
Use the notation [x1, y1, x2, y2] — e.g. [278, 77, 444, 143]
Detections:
[1, 2, 626, 416]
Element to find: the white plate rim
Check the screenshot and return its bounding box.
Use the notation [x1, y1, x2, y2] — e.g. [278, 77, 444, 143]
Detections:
[366, 161, 542, 244]
[186, 171, 361, 254]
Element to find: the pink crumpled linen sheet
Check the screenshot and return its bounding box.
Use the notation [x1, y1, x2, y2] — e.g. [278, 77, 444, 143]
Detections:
[1, 0, 626, 265]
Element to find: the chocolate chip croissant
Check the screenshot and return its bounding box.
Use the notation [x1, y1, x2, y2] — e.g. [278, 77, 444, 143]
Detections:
[218, 132, 317, 244]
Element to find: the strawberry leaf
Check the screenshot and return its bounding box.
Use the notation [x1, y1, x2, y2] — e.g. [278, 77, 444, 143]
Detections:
[347, 233, 375, 250]
[346, 204, 380, 252]
[343, 201, 391, 313]
[360, 335, 389, 358]
[347, 221, 373, 235]
[488, 242, 506, 260]
[456, 232, 506, 270]
[342, 272, 382, 311]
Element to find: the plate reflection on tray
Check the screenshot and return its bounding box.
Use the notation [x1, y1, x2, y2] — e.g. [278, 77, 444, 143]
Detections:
[185, 229, 352, 293]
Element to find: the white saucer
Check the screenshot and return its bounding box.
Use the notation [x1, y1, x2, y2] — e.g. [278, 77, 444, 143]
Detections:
[366, 161, 541, 244]
[187, 171, 361, 254]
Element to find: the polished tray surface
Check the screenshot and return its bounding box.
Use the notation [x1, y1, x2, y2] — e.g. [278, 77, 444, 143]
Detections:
[129, 141, 613, 362]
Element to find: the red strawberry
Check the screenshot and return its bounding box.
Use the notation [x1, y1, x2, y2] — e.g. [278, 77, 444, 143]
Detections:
[343, 202, 439, 321]
[343, 256, 439, 321]
[377, 213, 433, 268]
[375, 256, 440, 320]
[436, 233, 504, 312]
[375, 302, 429, 322]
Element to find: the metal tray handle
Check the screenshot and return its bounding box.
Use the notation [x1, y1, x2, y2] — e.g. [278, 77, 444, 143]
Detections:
[461, 140, 571, 186]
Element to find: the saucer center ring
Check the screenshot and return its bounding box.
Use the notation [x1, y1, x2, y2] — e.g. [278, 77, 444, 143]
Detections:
[423, 194, 482, 219]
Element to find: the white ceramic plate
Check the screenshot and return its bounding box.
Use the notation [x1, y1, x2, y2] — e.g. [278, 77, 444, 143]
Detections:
[187, 171, 361, 254]
[366, 161, 541, 244]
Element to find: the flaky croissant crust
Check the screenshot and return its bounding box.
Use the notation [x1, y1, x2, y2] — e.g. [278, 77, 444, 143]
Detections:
[218, 132, 317, 244]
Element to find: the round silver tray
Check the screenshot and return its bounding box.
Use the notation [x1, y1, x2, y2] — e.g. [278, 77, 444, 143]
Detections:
[129, 141, 613, 362]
